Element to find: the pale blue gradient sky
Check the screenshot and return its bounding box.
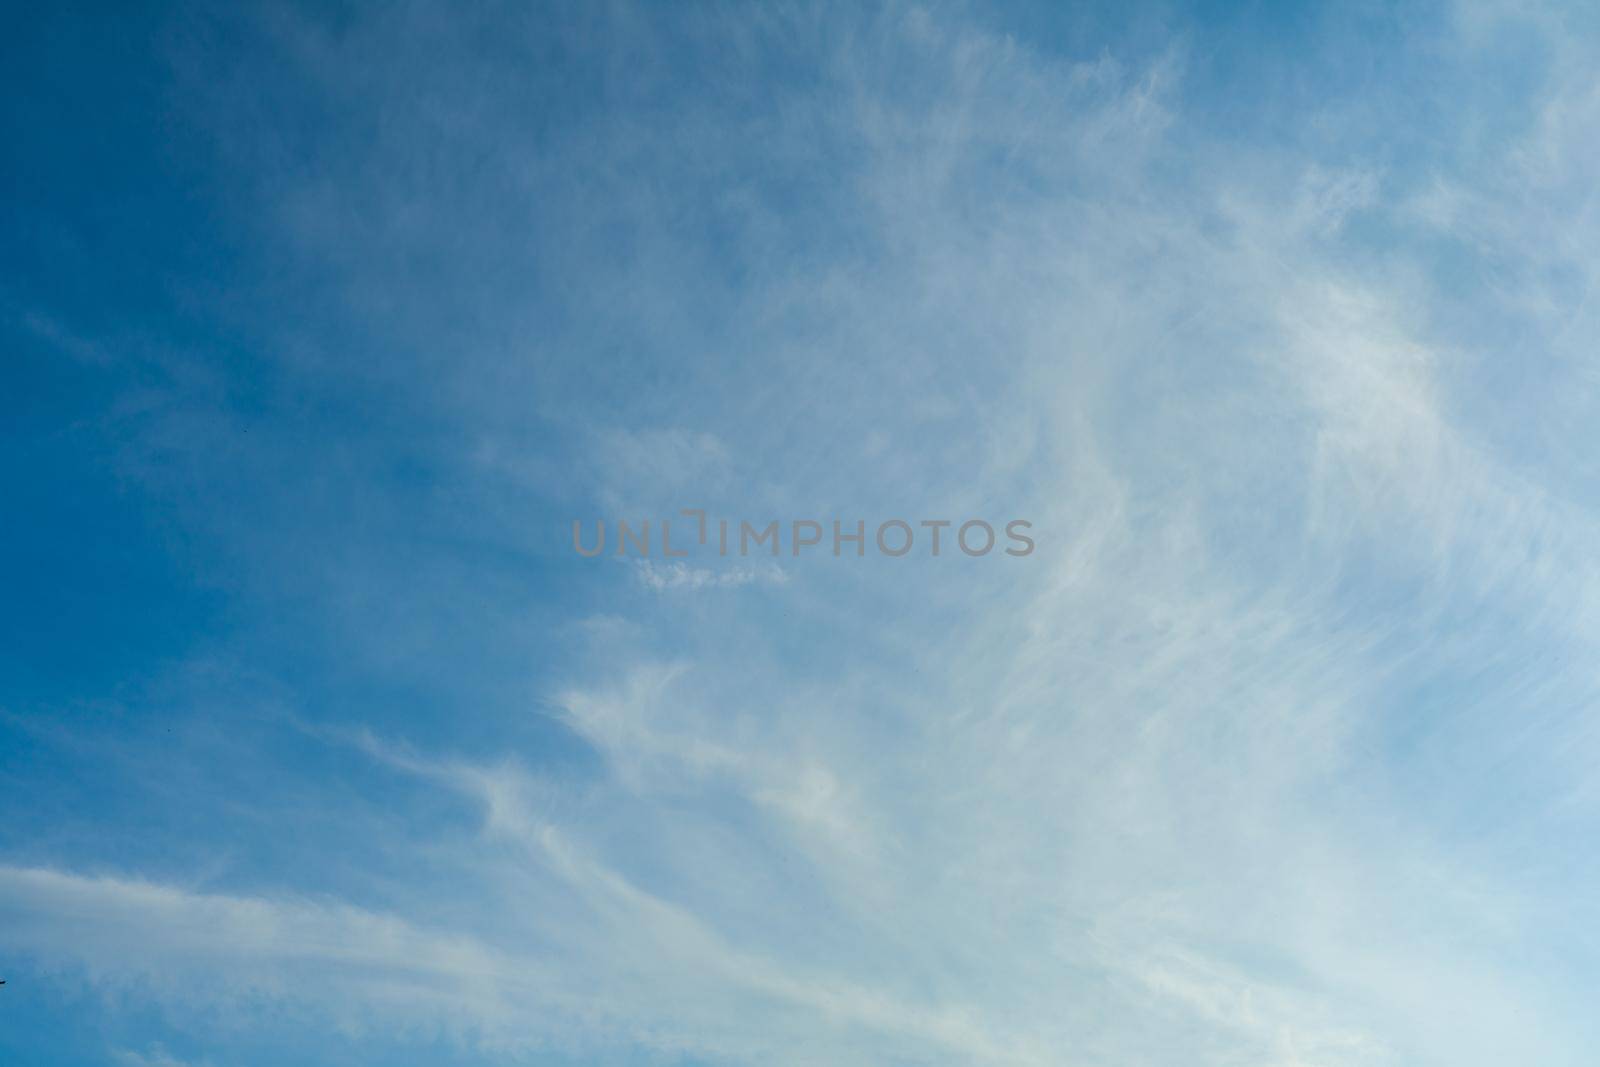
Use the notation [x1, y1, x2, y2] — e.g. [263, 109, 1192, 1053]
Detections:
[6, 2, 1600, 1065]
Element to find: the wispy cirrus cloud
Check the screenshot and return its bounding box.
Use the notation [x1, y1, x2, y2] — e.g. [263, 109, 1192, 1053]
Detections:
[6, 2, 1600, 1066]
[632, 560, 789, 593]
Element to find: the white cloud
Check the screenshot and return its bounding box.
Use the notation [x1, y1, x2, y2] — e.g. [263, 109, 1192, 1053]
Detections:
[112, 1048, 212, 1067]
[12, 3, 1600, 1065]
[633, 559, 789, 593]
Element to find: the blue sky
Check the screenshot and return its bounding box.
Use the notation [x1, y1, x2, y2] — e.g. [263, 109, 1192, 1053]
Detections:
[6, 1, 1600, 1064]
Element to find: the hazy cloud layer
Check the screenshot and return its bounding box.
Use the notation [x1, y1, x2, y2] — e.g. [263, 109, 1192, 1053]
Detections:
[6, 2, 1600, 1065]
